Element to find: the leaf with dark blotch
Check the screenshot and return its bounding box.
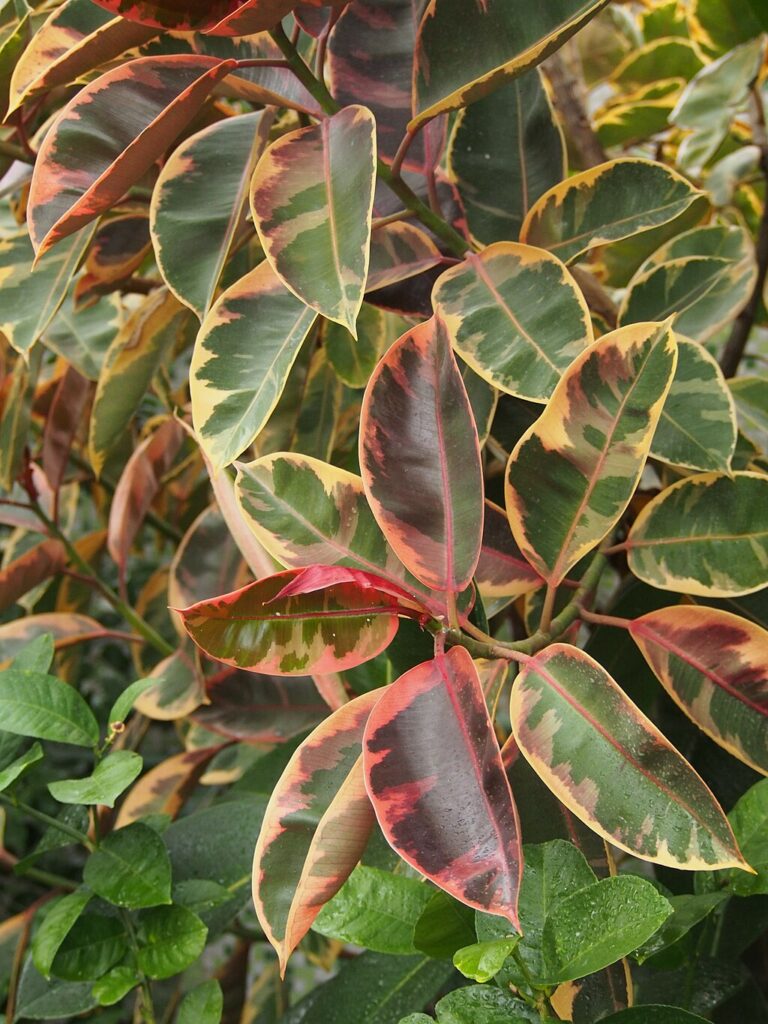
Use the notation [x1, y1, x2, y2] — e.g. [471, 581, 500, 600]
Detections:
[251, 105, 377, 333]
[90, 0, 287, 32]
[505, 321, 677, 587]
[42, 368, 93, 494]
[364, 647, 522, 926]
[360, 317, 484, 593]
[367, 223, 442, 293]
[28, 55, 237, 254]
[475, 501, 543, 605]
[85, 214, 152, 286]
[510, 643, 749, 871]
[179, 569, 402, 676]
[116, 747, 223, 827]
[630, 606, 768, 775]
[253, 690, 380, 973]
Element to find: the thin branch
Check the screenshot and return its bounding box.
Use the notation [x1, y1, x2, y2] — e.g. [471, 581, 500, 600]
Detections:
[544, 47, 607, 169]
[720, 86, 768, 377]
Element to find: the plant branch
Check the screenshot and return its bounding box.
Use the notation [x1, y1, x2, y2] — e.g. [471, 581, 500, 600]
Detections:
[268, 23, 470, 257]
[578, 606, 632, 629]
[0, 138, 30, 163]
[0, 793, 95, 851]
[720, 86, 768, 377]
[31, 501, 175, 658]
[544, 47, 607, 169]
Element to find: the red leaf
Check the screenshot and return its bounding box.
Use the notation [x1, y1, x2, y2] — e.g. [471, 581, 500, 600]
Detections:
[364, 646, 521, 926]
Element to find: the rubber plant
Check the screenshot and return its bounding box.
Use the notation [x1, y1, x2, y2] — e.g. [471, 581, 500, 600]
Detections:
[0, 0, 767, 1022]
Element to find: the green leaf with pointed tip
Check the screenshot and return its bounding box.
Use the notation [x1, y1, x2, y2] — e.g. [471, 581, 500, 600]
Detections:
[0, 669, 99, 748]
[32, 891, 92, 979]
[719, 778, 768, 896]
[314, 865, 434, 955]
[510, 644, 748, 871]
[414, 890, 476, 960]
[0, 741, 43, 792]
[12, 635, 55, 673]
[151, 111, 270, 319]
[191, 260, 317, 471]
[619, 256, 756, 343]
[108, 678, 156, 726]
[177, 980, 223, 1024]
[411, 0, 611, 128]
[13, 961, 98, 1020]
[453, 937, 519, 983]
[91, 965, 139, 1006]
[83, 822, 172, 909]
[634, 892, 726, 963]
[251, 104, 376, 332]
[650, 337, 736, 472]
[51, 912, 129, 982]
[505, 321, 677, 587]
[521, 159, 702, 265]
[626, 472, 768, 597]
[433, 242, 592, 402]
[447, 69, 564, 245]
[324, 304, 393, 389]
[137, 905, 207, 980]
[48, 751, 143, 808]
[0, 227, 95, 356]
[540, 875, 672, 983]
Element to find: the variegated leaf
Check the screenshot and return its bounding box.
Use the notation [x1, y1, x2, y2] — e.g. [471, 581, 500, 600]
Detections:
[411, 0, 611, 128]
[250, 105, 377, 333]
[729, 375, 768, 455]
[179, 569, 402, 676]
[90, 0, 290, 31]
[364, 647, 522, 925]
[253, 690, 380, 973]
[475, 501, 543, 605]
[360, 316, 484, 594]
[190, 260, 317, 472]
[520, 159, 703, 265]
[432, 242, 593, 402]
[8, 0, 157, 114]
[650, 337, 736, 473]
[626, 472, 768, 597]
[367, 223, 442, 293]
[447, 69, 565, 245]
[28, 55, 236, 255]
[630, 606, 768, 775]
[151, 111, 271, 319]
[84, 213, 152, 288]
[0, 227, 95, 356]
[510, 643, 747, 870]
[505, 321, 677, 587]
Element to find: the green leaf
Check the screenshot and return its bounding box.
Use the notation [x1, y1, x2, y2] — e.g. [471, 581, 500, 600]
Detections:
[251, 104, 376, 332]
[433, 241, 593, 402]
[190, 260, 317, 471]
[413, 890, 476, 960]
[136, 905, 208, 980]
[83, 822, 172, 909]
[626, 472, 768, 596]
[45, 291, 121, 382]
[729, 375, 768, 455]
[447, 69, 565, 245]
[505, 321, 677, 587]
[412, 0, 610, 128]
[0, 741, 43, 793]
[50, 912, 128, 982]
[650, 338, 736, 473]
[0, 226, 96, 356]
[48, 751, 143, 808]
[540, 875, 672, 983]
[600, 1009, 710, 1023]
[177, 979, 223, 1024]
[510, 645, 747, 871]
[13, 958, 98, 1020]
[432, 985, 537, 1024]
[719, 778, 768, 896]
[634, 892, 726, 963]
[0, 669, 99, 748]
[453, 937, 519, 983]
[32, 891, 92, 979]
[12, 635, 54, 673]
[107, 678, 157, 726]
[151, 111, 270, 319]
[91, 965, 139, 1006]
[521, 158, 702, 264]
[313, 866, 434, 955]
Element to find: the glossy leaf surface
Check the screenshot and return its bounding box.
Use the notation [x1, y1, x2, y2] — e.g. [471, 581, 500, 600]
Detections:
[253, 690, 380, 972]
[190, 260, 317, 471]
[626, 472, 768, 597]
[631, 606, 768, 774]
[179, 569, 401, 676]
[412, 0, 611, 127]
[28, 55, 236, 254]
[360, 317, 483, 593]
[251, 105, 376, 332]
[511, 644, 747, 870]
[475, 501, 543, 605]
[364, 647, 522, 927]
[521, 159, 702, 264]
[505, 321, 677, 586]
[433, 242, 592, 401]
